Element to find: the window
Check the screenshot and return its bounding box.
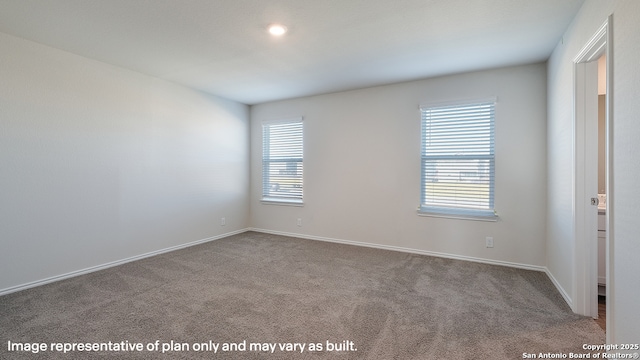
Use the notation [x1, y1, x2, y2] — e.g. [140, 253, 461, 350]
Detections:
[419, 99, 496, 219]
[262, 118, 303, 204]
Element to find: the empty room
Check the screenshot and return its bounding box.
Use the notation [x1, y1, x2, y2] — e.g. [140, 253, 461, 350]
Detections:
[1, 0, 639, 359]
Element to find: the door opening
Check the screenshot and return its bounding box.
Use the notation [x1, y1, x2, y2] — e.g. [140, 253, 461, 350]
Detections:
[572, 16, 613, 341]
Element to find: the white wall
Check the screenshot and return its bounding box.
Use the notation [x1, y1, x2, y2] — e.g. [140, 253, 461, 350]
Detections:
[546, 0, 614, 311]
[0, 32, 250, 293]
[608, 0, 640, 344]
[251, 63, 547, 268]
[547, 0, 640, 342]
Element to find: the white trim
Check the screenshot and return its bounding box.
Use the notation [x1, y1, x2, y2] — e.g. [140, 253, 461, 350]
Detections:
[0, 228, 249, 296]
[573, 60, 600, 317]
[250, 228, 575, 308]
[545, 267, 574, 310]
[417, 210, 498, 222]
[3, 227, 575, 313]
[573, 22, 607, 63]
[572, 17, 612, 326]
[261, 116, 303, 125]
[249, 228, 546, 272]
[419, 96, 498, 109]
[604, 14, 614, 343]
[261, 199, 304, 207]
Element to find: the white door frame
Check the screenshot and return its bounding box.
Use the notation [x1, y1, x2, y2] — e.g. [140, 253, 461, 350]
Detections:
[572, 16, 613, 340]
[573, 56, 598, 317]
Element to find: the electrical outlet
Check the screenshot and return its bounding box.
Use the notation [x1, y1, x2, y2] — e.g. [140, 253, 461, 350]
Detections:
[221, 217, 226, 226]
[486, 236, 494, 248]
[297, 218, 302, 227]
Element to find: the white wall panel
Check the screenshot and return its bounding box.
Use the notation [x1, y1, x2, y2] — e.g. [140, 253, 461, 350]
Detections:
[547, 0, 640, 342]
[0, 32, 250, 292]
[251, 64, 548, 268]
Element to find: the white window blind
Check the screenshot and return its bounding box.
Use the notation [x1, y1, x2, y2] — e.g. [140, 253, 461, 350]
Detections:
[420, 100, 495, 218]
[262, 118, 303, 203]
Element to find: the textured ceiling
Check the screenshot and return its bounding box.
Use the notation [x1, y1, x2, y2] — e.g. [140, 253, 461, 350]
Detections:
[0, 0, 584, 104]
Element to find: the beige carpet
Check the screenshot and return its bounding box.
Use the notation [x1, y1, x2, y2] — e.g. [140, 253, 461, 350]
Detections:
[0, 231, 604, 359]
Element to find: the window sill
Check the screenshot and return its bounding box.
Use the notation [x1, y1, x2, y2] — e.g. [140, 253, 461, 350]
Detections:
[261, 198, 304, 207]
[417, 210, 498, 222]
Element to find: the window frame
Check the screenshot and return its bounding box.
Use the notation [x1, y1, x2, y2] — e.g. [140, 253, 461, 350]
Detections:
[418, 98, 498, 221]
[261, 117, 304, 206]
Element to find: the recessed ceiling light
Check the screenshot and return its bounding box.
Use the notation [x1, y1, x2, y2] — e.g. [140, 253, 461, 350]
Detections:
[268, 24, 287, 36]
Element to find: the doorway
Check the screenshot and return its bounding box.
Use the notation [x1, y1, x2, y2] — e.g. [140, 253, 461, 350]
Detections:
[572, 16, 612, 339]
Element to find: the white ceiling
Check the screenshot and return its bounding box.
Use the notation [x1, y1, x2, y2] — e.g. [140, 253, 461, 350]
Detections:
[0, 0, 584, 105]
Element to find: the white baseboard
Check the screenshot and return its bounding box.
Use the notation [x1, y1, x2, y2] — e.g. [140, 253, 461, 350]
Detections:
[250, 228, 577, 309]
[248, 228, 547, 272]
[544, 267, 574, 309]
[4, 227, 574, 313]
[0, 228, 249, 296]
